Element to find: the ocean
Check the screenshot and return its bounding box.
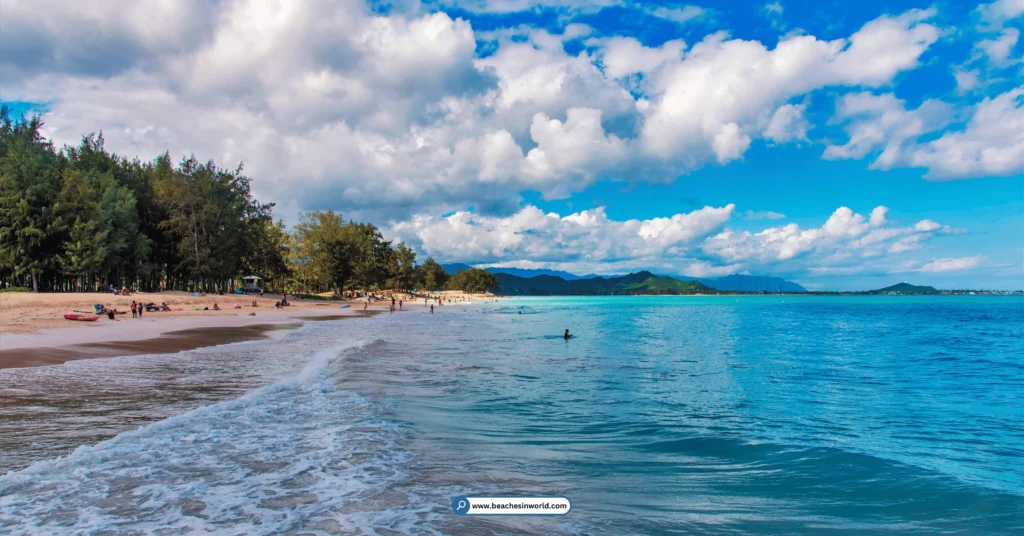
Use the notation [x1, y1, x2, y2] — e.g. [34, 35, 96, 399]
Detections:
[1, 296, 1022, 534]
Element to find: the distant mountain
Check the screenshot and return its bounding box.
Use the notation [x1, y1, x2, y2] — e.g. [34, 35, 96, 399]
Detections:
[441, 263, 806, 292]
[698, 274, 807, 293]
[866, 283, 938, 294]
[494, 271, 719, 295]
[486, 267, 588, 280]
[441, 264, 588, 279]
[441, 263, 473, 274]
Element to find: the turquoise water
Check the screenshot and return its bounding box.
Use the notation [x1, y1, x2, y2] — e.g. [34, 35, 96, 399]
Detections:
[2, 296, 1022, 534]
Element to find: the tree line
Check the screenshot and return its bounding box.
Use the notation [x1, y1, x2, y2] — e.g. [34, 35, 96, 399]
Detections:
[0, 108, 498, 295]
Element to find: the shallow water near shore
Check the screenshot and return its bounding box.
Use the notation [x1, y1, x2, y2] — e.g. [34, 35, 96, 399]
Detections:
[1, 296, 1022, 534]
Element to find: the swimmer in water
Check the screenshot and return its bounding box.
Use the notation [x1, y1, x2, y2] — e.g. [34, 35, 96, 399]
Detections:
[564, 329, 572, 339]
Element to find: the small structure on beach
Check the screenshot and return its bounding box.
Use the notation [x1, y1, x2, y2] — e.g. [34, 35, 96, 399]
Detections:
[242, 275, 263, 292]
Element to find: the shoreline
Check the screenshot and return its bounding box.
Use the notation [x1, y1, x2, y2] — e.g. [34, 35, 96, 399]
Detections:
[0, 290, 498, 370]
[0, 291, 405, 370]
[0, 309, 398, 370]
[0, 323, 301, 369]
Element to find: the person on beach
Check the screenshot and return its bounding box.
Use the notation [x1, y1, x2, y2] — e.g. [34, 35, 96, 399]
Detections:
[430, 304, 434, 314]
[138, 303, 143, 318]
[213, 303, 221, 311]
[399, 299, 403, 310]
[131, 301, 137, 318]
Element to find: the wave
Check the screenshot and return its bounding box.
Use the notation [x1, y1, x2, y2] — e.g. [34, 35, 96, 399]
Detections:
[0, 339, 432, 535]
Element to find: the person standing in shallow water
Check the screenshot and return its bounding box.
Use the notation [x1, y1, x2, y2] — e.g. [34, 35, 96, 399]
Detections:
[430, 304, 434, 314]
[564, 329, 571, 339]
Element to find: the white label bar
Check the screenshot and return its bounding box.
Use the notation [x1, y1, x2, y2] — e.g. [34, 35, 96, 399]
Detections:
[452, 496, 571, 515]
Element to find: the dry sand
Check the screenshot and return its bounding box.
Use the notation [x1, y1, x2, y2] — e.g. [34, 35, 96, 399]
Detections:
[0, 291, 370, 369]
[0, 290, 494, 369]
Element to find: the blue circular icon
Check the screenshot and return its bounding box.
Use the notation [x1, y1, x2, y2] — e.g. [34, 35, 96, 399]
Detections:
[452, 496, 471, 514]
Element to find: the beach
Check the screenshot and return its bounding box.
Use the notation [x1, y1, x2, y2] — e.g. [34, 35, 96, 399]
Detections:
[0, 291, 487, 369]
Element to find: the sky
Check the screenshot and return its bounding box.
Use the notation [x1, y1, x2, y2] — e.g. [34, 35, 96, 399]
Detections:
[1, 0, 1021, 290]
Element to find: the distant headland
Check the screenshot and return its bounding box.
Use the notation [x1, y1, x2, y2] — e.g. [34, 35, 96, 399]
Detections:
[439, 265, 1020, 296]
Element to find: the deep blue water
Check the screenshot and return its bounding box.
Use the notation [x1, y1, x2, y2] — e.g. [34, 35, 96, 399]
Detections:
[2, 296, 1022, 534]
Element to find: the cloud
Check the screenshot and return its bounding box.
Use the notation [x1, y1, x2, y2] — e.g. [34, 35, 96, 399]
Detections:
[643, 5, 708, 25]
[388, 203, 963, 279]
[436, 0, 620, 14]
[976, 28, 1020, 66]
[824, 92, 953, 168]
[588, 37, 686, 79]
[904, 88, 1024, 179]
[953, 67, 981, 93]
[701, 206, 956, 269]
[744, 210, 787, 220]
[638, 9, 940, 168]
[975, 0, 1024, 29]
[763, 103, 809, 143]
[388, 203, 736, 269]
[826, 88, 1024, 179]
[920, 255, 984, 272]
[0, 1, 958, 220]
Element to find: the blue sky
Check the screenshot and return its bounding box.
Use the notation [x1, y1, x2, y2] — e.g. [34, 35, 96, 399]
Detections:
[1, 0, 1021, 289]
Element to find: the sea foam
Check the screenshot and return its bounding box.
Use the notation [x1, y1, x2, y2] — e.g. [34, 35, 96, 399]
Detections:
[0, 340, 429, 535]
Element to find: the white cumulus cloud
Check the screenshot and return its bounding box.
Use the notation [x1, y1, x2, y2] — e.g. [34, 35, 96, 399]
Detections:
[920, 256, 985, 272]
[826, 88, 1024, 179]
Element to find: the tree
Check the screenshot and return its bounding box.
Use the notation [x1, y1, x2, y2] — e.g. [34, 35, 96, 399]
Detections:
[446, 268, 499, 293]
[153, 157, 255, 289]
[294, 211, 351, 294]
[0, 112, 61, 291]
[389, 242, 417, 291]
[419, 257, 450, 291]
[0, 110, 460, 296]
[241, 218, 290, 290]
[346, 222, 391, 291]
[57, 217, 108, 288]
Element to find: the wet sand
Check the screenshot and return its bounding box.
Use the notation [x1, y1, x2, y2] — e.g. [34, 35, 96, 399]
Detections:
[0, 323, 300, 369]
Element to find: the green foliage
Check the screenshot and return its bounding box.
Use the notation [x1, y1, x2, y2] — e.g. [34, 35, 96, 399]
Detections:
[446, 267, 499, 293]
[389, 242, 417, 291]
[0, 110, 441, 295]
[0, 109, 61, 290]
[419, 257, 450, 291]
[0, 286, 31, 292]
[57, 217, 109, 277]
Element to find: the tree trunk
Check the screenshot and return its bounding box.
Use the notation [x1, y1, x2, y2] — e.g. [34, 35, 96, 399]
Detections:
[31, 272, 38, 292]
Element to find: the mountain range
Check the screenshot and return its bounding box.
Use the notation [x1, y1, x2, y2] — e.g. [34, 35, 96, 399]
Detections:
[441, 264, 807, 293]
[492, 271, 718, 295]
[441, 264, 591, 280]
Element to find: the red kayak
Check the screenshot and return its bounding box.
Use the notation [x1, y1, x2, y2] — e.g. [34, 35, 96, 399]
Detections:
[63, 314, 99, 322]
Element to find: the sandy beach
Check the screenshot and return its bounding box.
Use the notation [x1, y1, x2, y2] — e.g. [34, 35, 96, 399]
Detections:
[0, 291, 371, 368]
[0, 290, 493, 369]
